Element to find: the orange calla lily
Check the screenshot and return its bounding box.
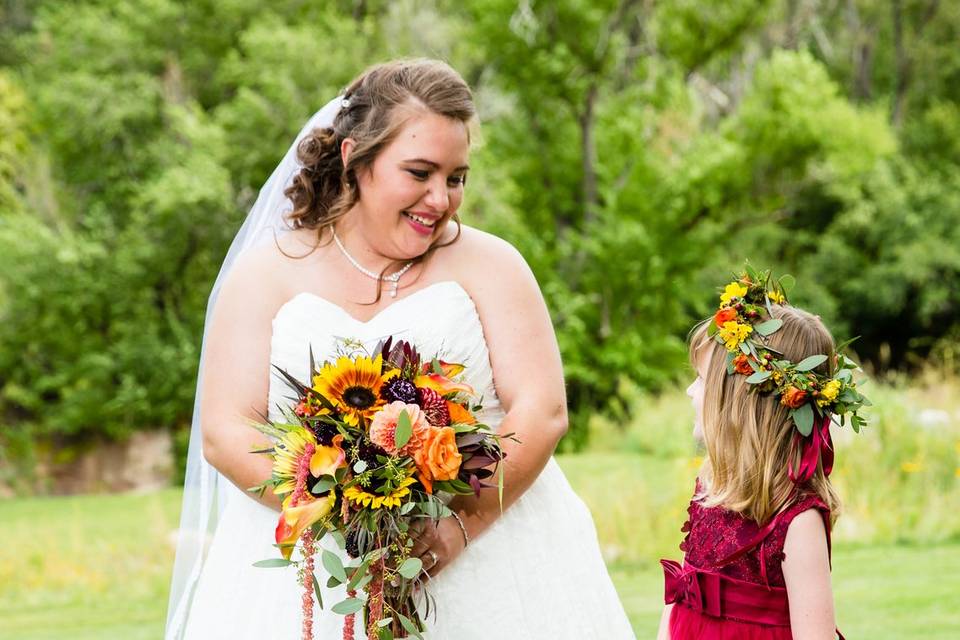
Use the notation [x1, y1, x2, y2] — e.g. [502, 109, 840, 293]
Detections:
[275, 492, 336, 560]
[415, 373, 475, 397]
[422, 359, 465, 378]
[309, 434, 346, 478]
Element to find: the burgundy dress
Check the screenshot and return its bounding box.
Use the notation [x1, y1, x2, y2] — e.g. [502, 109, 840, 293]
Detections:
[661, 483, 837, 640]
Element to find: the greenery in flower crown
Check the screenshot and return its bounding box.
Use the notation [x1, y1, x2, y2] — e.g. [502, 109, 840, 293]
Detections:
[707, 264, 871, 437]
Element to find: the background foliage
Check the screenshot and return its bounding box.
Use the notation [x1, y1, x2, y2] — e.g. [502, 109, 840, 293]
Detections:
[1, 0, 958, 457]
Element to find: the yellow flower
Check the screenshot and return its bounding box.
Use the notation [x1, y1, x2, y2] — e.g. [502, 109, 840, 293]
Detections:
[271, 429, 347, 495]
[900, 461, 923, 474]
[718, 321, 753, 352]
[816, 379, 842, 407]
[343, 474, 418, 510]
[768, 290, 785, 304]
[720, 282, 748, 305]
[312, 354, 397, 427]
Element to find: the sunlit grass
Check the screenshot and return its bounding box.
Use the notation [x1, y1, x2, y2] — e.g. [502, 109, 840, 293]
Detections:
[1, 375, 958, 638]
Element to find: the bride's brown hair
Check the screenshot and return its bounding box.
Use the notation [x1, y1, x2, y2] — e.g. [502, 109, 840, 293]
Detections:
[283, 58, 476, 299]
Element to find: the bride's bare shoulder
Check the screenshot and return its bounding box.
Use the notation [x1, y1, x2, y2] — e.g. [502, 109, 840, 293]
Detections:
[218, 227, 326, 310]
[441, 225, 540, 307]
[445, 224, 531, 277]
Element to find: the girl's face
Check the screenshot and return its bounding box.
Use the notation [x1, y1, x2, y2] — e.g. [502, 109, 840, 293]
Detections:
[346, 110, 470, 259]
[686, 346, 712, 442]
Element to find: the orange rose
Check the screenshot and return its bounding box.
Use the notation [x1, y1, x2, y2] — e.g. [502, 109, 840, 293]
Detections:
[780, 386, 808, 409]
[714, 307, 739, 328]
[447, 400, 477, 425]
[732, 354, 753, 375]
[413, 426, 463, 494]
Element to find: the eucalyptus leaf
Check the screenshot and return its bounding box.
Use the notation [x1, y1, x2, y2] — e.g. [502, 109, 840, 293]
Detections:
[746, 370, 771, 384]
[353, 460, 367, 473]
[398, 557, 423, 579]
[322, 549, 347, 583]
[395, 410, 413, 449]
[312, 574, 324, 609]
[397, 614, 423, 639]
[330, 530, 346, 549]
[779, 274, 796, 293]
[331, 597, 364, 615]
[252, 558, 293, 568]
[795, 354, 828, 372]
[311, 478, 336, 494]
[792, 403, 814, 436]
[754, 319, 783, 336]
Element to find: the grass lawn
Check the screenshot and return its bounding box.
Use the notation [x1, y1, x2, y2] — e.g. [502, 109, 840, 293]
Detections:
[1, 455, 958, 639]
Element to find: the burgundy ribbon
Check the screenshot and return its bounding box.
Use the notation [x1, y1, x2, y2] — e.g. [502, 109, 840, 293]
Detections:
[789, 414, 835, 484]
[661, 559, 723, 618]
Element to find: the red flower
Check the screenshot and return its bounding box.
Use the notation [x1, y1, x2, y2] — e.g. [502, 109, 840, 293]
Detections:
[714, 307, 739, 327]
[781, 386, 808, 409]
[732, 354, 753, 375]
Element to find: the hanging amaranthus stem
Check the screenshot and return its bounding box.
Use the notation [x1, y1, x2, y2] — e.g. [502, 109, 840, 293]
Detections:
[301, 530, 316, 640]
[343, 588, 357, 640]
[289, 443, 316, 640]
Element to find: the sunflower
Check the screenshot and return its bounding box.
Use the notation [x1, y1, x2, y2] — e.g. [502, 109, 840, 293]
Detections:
[271, 427, 317, 495]
[312, 354, 398, 427]
[343, 474, 418, 510]
[271, 428, 346, 495]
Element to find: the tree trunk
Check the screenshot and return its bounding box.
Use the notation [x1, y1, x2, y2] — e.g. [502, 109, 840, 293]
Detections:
[579, 83, 600, 228]
[891, 0, 909, 126]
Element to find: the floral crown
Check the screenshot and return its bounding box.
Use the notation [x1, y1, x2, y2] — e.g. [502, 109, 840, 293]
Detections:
[706, 265, 869, 480]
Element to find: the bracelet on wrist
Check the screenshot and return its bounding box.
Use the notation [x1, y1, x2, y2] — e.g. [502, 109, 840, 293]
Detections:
[450, 511, 470, 548]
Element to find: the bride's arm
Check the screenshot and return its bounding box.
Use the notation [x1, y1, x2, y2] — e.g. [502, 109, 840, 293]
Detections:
[198, 247, 286, 511]
[448, 233, 569, 539]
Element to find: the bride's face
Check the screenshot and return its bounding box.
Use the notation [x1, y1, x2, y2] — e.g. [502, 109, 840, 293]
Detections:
[350, 110, 470, 259]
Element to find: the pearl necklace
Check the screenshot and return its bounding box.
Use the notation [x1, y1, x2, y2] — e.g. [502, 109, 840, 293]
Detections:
[332, 229, 415, 298]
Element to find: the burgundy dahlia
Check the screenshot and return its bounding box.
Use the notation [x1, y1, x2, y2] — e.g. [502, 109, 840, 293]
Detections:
[417, 387, 451, 426]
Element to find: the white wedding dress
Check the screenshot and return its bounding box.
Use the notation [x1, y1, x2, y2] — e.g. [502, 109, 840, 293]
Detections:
[179, 281, 635, 639]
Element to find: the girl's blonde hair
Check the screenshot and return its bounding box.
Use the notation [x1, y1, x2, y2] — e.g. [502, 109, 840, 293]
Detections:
[690, 304, 841, 524]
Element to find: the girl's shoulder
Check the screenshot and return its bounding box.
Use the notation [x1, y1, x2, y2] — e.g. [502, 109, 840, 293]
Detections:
[768, 492, 832, 554]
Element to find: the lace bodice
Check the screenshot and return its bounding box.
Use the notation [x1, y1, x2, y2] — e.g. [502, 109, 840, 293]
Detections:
[679, 481, 830, 587]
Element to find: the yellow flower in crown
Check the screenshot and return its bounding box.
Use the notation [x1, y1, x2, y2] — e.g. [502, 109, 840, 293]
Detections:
[817, 379, 842, 407]
[343, 474, 418, 510]
[720, 282, 748, 305]
[768, 290, 786, 304]
[718, 321, 753, 352]
[312, 354, 398, 427]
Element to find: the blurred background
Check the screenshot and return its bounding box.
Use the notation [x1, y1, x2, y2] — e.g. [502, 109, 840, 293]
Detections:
[0, 1, 958, 638]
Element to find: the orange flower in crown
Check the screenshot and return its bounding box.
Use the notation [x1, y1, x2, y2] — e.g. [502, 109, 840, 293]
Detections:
[732, 354, 754, 375]
[780, 386, 808, 409]
[714, 307, 739, 327]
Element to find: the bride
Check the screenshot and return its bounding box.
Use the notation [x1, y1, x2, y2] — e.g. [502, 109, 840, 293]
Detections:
[165, 58, 635, 639]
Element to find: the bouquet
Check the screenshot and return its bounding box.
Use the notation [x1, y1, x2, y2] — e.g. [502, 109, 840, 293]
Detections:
[248, 337, 510, 640]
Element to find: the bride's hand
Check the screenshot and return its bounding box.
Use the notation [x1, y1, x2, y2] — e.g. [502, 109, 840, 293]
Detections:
[409, 516, 467, 578]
